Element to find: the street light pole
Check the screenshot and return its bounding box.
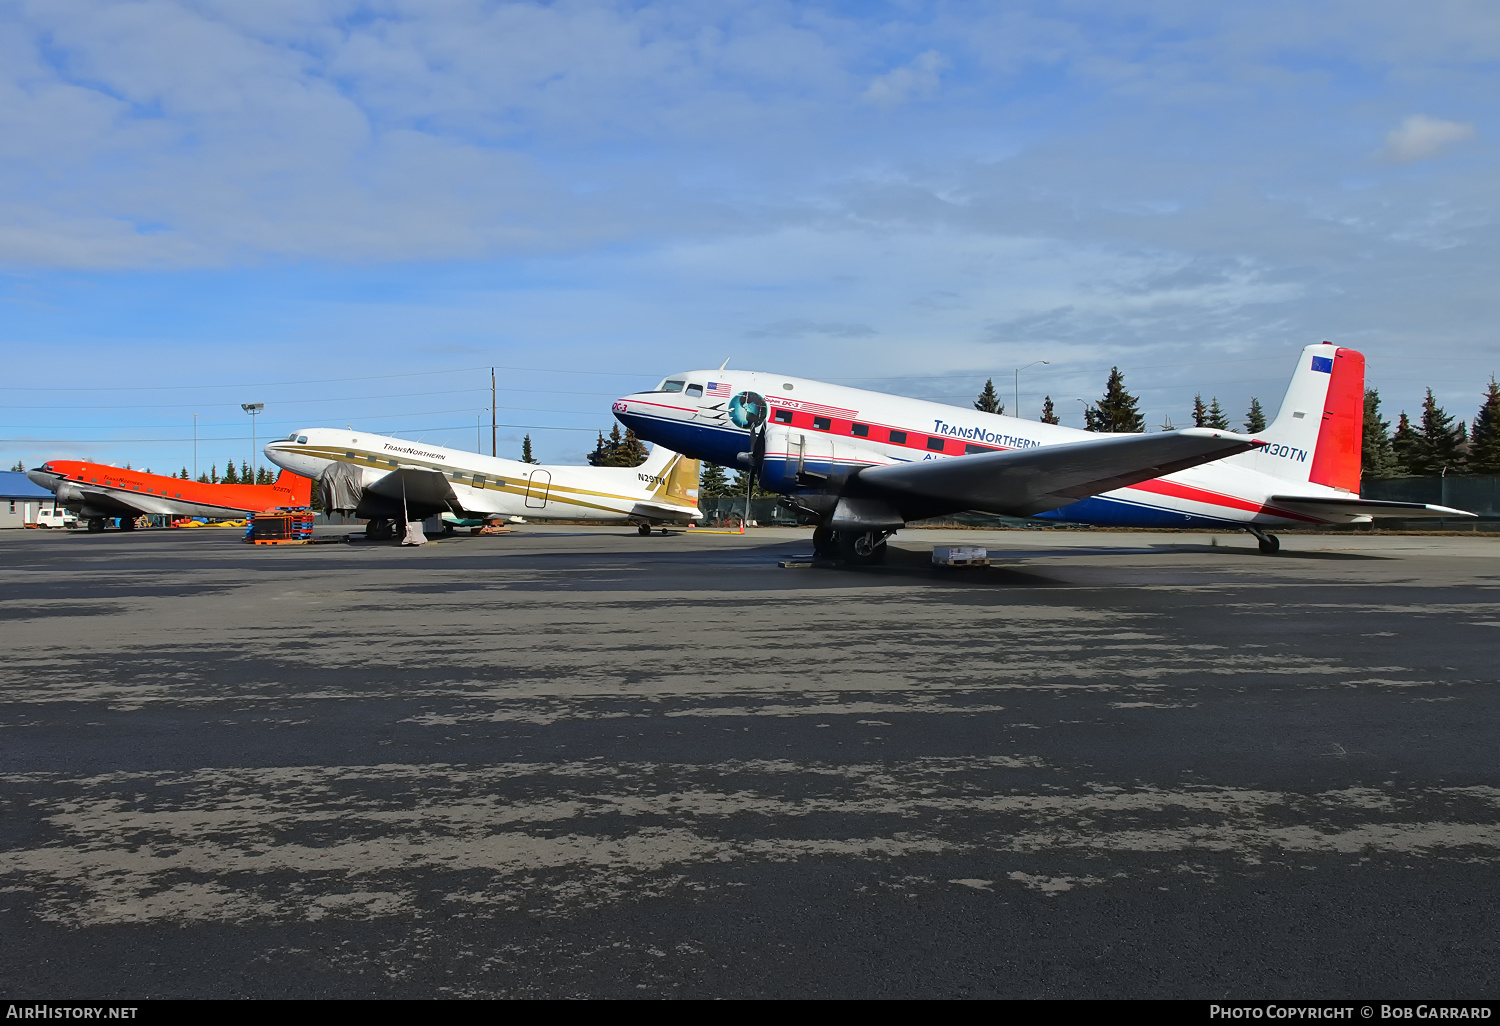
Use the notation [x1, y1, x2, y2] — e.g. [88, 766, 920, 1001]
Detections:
[193, 413, 198, 480]
[1015, 361, 1050, 418]
[241, 403, 264, 481]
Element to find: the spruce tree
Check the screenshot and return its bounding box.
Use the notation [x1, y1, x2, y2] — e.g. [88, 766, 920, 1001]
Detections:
[180, 467, 189, 479]
[1411, 388, 1465, 474]
[1086, 367, 1144, 433]
[700, 462, 730, 497]
[1468, 378, 1500, 474]
[1191, 394, 1208, 428]
[241, 460, 252, 483]
[1244, 398, 1267, 433]
[1205, 398, 1230, 430]
[973, 379, 1003, 415]
[521, 435, 538, 464]
[1361, 389, 1396, 481]
[222, 462, 238, 484]
[620, 429, 650, 467]
[1391, 413, 1418, 475]
[730, 468, 764, 498]
[1039, 396, 1059, 425]
[586, 431, 609, 466]
[10, 460, 23, 471]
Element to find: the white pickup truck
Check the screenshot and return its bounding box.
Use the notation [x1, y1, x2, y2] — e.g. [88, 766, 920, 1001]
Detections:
[27, 502, 78, 528]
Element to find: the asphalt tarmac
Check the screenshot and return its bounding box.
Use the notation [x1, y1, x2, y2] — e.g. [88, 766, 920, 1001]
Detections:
[1, 524, 1498, 999]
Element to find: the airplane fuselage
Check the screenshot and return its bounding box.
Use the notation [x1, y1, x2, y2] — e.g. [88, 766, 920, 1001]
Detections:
[27, 461, 312, 526]
[613, 368, 1355, 529]
[263, 429, 699, 524]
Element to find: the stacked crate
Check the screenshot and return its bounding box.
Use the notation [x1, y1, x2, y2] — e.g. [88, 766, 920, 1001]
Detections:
[248, 508, 315, 544]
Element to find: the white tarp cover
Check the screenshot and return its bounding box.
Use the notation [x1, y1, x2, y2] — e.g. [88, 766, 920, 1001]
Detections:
[402, 520, 426, 546]
[319, 462, 363, 514]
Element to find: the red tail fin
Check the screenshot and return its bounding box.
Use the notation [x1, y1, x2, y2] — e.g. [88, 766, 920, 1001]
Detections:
[1308, 348, 1365, 493]
[272, 468, 314, 507]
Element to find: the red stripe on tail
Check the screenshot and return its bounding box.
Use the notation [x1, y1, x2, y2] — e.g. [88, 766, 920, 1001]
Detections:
[1308, 348, 1364, 493]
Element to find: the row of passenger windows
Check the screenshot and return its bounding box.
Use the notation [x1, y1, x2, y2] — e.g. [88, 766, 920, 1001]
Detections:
[345, 451, 505, 488]
[771, 408, 995, 455]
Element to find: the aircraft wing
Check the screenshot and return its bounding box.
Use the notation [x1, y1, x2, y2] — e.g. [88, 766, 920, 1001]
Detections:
[69, 487, 168, 517]
[365, 467, 461, 512]
[1268, 495, 1475, 522]
[852, 428, 1263, 519]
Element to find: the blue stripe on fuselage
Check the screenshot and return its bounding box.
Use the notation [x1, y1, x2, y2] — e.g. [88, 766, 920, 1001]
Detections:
[1035, 495, 1249, 528]
[616, 411, 747, 467]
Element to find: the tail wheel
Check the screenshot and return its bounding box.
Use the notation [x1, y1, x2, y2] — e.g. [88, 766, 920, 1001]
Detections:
[1258, 534, 1281, 555]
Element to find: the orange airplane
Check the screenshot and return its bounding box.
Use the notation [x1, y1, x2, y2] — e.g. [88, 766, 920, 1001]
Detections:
[26, 461, 313, 532]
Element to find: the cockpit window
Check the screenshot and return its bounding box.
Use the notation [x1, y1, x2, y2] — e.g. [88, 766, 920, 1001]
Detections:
[296, 435, 308, 444]
[685, 384, 703, 398]
[286, 433, 297, 441]
[659, 379, 686, 392]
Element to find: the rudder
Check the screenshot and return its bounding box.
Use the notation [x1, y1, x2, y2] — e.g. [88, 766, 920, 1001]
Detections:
[1244, 343, 1364, 493]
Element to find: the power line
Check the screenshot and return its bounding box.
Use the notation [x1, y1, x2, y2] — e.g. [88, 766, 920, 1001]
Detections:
[0, 422, 601, 443]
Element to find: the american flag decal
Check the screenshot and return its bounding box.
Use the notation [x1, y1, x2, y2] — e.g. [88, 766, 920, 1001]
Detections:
[707, 382, 732, 397]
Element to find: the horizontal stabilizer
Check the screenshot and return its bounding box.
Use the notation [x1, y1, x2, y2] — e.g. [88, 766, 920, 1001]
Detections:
[630, 500, 701, 522]
[854, 428, 1263, 518]
[1269, 495, 1475, 521]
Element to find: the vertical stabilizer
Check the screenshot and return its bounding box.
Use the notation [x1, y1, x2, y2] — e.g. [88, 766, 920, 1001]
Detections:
[652, 454, 701, 509]
[273, 468, 314, 507]
[1245, 343, 1365, 493]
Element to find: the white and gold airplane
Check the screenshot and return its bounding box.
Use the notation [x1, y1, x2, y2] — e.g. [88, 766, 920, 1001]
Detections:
[263, 428, 700, 538]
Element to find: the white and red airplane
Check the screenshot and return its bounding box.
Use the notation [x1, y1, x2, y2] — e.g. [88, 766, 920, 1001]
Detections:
[611, 343, 1472, 562]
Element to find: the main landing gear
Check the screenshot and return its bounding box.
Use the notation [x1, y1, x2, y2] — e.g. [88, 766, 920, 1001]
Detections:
[86, 518, 106, 533]
[812, 526, 893, 565]
[1247, 526, 1281, 555]
[638, 522, 652, 536]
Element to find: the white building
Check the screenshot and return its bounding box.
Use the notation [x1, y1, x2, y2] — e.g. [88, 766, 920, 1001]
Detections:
[0, 470, 76, 529]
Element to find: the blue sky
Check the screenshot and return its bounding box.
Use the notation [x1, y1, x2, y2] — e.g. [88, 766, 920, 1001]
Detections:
[2, 0, 1498, 472]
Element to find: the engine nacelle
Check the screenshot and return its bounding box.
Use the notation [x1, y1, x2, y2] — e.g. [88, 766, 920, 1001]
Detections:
[755, 425, 897, 492]
[54, 482, 84, 507]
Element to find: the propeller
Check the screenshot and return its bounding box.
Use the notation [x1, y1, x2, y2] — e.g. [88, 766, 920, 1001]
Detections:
[729, 390, 769, 524]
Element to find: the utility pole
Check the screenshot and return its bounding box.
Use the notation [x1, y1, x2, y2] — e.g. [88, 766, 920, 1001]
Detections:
[193, 413, 198, 479]
[491, 367, 497, 457]
[477, 411, 481, 454]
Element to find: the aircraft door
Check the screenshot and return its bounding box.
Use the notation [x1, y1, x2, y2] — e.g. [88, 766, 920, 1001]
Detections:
[525, 470, 551, 508]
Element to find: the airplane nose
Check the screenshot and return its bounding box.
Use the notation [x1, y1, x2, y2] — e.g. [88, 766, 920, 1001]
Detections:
[25, 469, 55, 490]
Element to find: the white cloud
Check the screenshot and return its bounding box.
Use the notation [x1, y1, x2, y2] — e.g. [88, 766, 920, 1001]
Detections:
[1381, 114, 1477, 163]
[861, 49, 949, 106]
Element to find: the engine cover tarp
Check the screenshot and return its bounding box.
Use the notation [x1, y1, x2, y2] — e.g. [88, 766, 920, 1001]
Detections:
[319, 461, 363, 514]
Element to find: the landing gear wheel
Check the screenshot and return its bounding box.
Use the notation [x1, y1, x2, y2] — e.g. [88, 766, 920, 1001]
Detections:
[87, 518, 105, 533]
[812, 526, 835, 558]
[117, 517, 136, 532]
[1258, 534, 1280, 555]
[638, 523, 652, 536]
[366, 518, 394, 541]
[835, 529, 888, 565]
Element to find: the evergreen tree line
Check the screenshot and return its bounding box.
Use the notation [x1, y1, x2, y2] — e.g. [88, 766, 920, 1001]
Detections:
[183, 461, 277, 484]
[1362, 381, 1500, 477]
[587, 423, 650, 467]
[978, 367, 1500, 477]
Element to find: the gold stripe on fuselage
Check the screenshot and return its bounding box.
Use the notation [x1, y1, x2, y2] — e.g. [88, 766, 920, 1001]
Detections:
[293, 445, 693, 518]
